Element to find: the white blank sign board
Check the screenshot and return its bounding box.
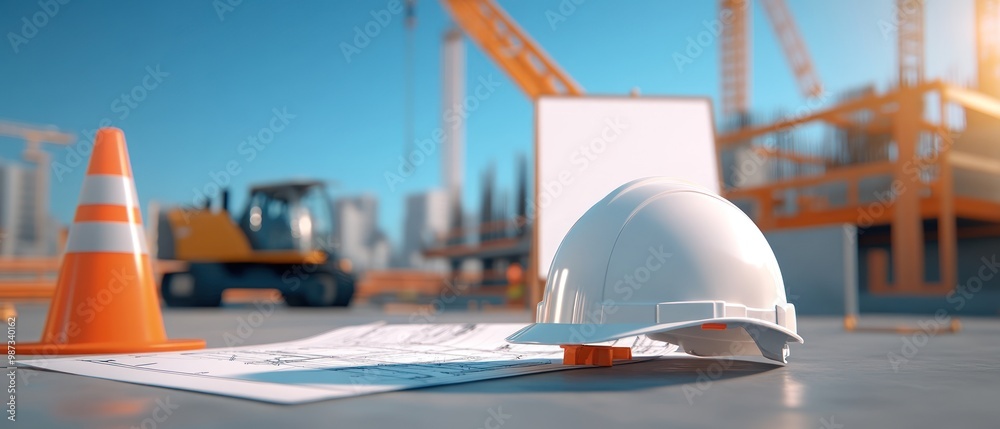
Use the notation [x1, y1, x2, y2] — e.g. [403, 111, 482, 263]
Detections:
[536, 96, 719, 278]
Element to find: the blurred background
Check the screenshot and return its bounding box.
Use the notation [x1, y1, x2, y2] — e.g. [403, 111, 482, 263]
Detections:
[1, 0, 998, 316]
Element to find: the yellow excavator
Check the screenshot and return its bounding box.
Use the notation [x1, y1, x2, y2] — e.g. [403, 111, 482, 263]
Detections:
[156, 180, 355, 307]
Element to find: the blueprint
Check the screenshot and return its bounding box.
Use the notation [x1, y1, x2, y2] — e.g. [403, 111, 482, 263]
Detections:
[19, 323, 680, 404]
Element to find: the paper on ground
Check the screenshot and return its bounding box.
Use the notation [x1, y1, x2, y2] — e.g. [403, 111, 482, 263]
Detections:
[20, 323, 680, 404]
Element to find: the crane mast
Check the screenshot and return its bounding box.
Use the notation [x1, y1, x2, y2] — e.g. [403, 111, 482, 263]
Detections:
[720, 0, 824, 121]
[720, 0, 751, 117]
[896, 0, 925, 87]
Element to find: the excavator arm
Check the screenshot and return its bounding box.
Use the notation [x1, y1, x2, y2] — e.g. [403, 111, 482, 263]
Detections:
[439, 0, 583, 98]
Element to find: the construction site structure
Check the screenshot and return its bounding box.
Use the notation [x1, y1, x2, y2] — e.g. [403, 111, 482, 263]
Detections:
[0, 121, 73, 257]
[0, 122, 73, 299]
[435, 0, 1000, 309]
[429, 0, 583, 307]
[436, 0, 833, 306]
[716, 0, 1000, 299]
[422, 156, 530, 303]
[719, 0, 824, 118]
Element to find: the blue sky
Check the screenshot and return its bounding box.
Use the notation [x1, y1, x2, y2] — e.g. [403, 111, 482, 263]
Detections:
[0, 0, 977, 243]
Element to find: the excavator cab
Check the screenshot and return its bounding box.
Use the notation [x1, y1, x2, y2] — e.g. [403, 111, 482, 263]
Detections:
[239, 181, 332, 253]
[157, 180, 355, 307]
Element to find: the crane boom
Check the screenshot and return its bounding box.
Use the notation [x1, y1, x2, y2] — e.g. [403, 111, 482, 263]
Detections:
[760, 0, 823, 98]
[439, 0, 582, 98]
[720, 0, 751, 116]
[0, 121, 74, 256]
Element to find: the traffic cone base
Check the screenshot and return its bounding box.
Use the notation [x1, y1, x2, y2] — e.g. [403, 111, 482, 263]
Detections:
[18, 254, 204, 355]
[17, 128, 205, 355]
[17, 338, 206, 355]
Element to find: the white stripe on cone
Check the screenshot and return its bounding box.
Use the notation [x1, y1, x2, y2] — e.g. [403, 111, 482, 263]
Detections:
[65, 222, 149, 254]
[77, 175, 140, 208]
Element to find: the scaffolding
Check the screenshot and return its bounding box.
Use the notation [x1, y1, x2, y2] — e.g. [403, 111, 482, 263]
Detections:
[717, 80, 1000, 295]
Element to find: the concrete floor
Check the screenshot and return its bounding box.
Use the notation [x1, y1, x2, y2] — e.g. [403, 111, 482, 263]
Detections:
[9, 303, 1000, 429]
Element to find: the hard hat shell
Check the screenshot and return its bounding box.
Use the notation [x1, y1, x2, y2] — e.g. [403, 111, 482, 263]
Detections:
[507, 177, 802, 363]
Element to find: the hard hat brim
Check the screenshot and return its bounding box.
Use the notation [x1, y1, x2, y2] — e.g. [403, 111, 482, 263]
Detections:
[506, 317, 803, 362]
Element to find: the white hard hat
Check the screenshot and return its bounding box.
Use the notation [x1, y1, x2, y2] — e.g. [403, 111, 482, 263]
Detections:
[507, 177, 802, 363]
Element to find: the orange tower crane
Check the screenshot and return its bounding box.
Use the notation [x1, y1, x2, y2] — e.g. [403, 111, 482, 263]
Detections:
[438, 0, 582, 98]
[720, 0, 751, 117]
[897, 0, 925, 87]
[760, 0, 823, 98]
[0, 121, 74, 256]
[977, 0, 1000, 97]
[437, 0, 583, 305]
[720, 0, 824, 117]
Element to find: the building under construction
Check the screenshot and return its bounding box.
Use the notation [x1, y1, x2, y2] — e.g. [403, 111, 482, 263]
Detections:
[715, 0, 1000, 313]
[412, 0, 1000, 314]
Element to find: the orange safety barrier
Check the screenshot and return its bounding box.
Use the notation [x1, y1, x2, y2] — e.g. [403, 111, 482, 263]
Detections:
[355, 270, 448, 301]
[0, 258, 189, 301]
[0, 258, 60, 300]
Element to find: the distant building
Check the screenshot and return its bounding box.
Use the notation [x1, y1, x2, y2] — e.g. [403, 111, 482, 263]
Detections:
[399, 189, 449, 271]
[332, 195, 391, 272]
[442, 28, 466, 232]
[0, 160, 55, 256]
[422, 155, 531, 290]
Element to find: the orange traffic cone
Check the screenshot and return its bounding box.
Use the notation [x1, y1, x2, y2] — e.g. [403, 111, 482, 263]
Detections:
[18, 128, 205, 355]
